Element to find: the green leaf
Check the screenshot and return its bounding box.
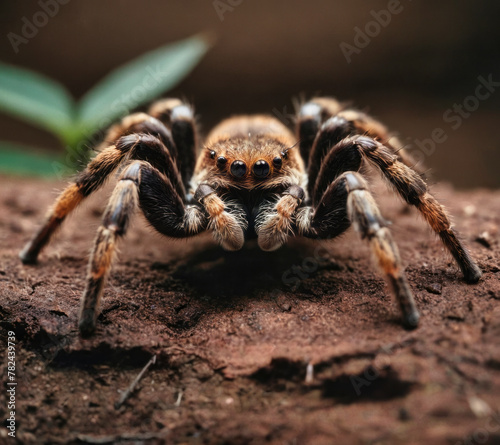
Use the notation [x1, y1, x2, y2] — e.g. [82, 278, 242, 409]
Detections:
[0, 62, 75, 138]
[78, 34, 210, 133]
[0, 142, 66, 178]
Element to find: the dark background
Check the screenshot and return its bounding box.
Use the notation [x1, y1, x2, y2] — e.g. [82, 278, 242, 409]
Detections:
[0, 0, 499, 188]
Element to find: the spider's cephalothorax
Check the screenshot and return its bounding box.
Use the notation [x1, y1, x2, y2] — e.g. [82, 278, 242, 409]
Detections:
[19, 97, 482, 336]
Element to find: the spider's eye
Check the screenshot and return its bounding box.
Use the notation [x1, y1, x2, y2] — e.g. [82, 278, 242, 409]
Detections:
[272, 157, 282, 169]
[209, 150, 216, 159]
[253, 160, 270, 178]
[230, 160, 247, 178]
[216, 156, 227, 168]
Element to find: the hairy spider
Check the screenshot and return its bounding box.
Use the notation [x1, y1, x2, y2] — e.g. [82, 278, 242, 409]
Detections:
[20, 97, 482, 336]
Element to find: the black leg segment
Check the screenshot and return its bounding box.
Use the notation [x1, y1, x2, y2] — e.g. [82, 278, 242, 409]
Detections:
[303, 171, 420, 328]
[79, 160, 206, 336]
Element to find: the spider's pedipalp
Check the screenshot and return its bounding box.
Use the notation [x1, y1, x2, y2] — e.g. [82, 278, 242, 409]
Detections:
[195, 184, 246, 251]
[256, 185, 305, 251]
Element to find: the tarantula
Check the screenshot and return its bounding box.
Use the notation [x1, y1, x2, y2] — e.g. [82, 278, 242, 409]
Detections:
[20, 97, 482, 336]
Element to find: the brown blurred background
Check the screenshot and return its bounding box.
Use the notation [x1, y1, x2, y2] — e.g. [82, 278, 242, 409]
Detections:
[0, 0, 499, 188]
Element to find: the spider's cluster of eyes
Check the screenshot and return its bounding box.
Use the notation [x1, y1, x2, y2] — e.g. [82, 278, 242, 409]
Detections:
[208, 149, 286, 178]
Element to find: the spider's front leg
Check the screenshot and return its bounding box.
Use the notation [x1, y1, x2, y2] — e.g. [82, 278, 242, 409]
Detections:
[302, 112, 481, 284]
[298, 171, 420, 328]
[79, 161, 206, 336]
[20, 99, 195, 264]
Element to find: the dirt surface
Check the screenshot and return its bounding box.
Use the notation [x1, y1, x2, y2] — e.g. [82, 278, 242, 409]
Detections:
[1, 174, 500, 445]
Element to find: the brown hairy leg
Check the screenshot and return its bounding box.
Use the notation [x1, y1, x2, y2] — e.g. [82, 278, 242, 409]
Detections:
[299, 171, 419, 327]
[80, 159, 206, 336]
[345, 172, 419, 328]
[148, 98, 198, 189]
[297, 96, 416, 171]
[297, 171, 419, 327]
[357, 136, 482, 283]
[19, 108, 187, 264]
[79, 162, 140, 336]
[19, 146, 124, 264]
[303, 117, 481, 284]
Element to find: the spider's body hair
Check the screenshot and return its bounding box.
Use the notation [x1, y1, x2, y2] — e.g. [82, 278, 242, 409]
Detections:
[20, 96, 482, 336]
[193, 115, 305, 192]
[191, 115, 308, 249]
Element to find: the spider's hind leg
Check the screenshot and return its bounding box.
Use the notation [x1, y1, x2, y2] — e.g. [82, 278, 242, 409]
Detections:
[148, 98, 198, 190]
[296, 96, 416, 172]
[296, 97, 344, 166]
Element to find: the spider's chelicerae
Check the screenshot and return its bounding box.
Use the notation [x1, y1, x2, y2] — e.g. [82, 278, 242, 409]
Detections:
[20, 97, 482, 336]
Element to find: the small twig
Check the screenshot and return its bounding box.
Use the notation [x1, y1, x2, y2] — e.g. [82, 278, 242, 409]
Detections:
[175, 390, 183, 407]
[305, 362, 314, 384]
[76, 429, 168, 444]
[115, 354, 156, 409]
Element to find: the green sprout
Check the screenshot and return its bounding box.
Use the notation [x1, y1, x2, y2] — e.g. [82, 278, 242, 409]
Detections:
[0, 34, 210, 178]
